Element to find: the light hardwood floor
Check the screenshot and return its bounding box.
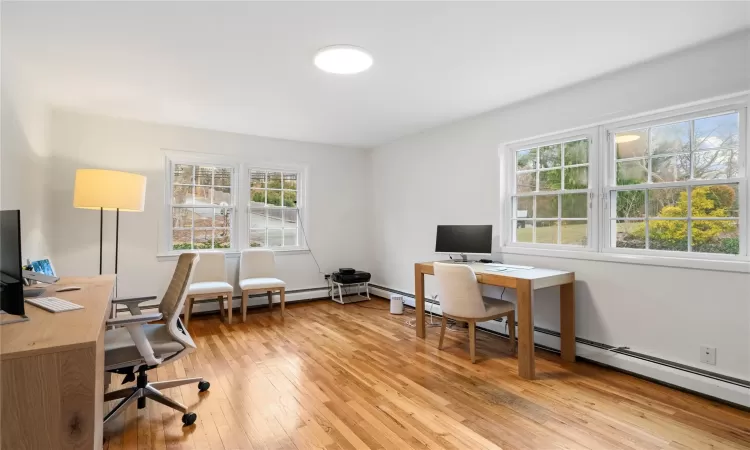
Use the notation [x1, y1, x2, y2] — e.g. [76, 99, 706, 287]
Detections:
[103, 298, 750, 450]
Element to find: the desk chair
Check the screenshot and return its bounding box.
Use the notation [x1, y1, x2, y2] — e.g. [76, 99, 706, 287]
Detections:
[103, 253, 210, 426]
[433, 262, 516, 363]
[184, 251, 234, 327]
[239, 249, 286, 321]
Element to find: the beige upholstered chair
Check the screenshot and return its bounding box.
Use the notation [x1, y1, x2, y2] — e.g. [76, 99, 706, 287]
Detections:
[104, 253, 209, 427]
[184, 251, 234, 327]
[239, 249, 286, 321]
[433, 262, 516, 363]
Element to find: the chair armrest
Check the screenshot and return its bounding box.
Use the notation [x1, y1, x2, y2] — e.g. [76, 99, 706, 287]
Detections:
[112, 296, 158, 315]
[107, 312, 163, 327]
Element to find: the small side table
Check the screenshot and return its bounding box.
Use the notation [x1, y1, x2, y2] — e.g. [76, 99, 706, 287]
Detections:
[330, 281, 370, 304]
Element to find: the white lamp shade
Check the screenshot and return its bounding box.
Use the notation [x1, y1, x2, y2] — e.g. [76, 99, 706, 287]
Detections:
[73, 169, 147, 212]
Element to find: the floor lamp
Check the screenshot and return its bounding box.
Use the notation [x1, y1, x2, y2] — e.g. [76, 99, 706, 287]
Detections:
[73, 169, 147, 295]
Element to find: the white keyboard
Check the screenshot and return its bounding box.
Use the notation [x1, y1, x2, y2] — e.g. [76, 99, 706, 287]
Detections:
[484, 263, 534, 269]
[26, 297, 84, 313]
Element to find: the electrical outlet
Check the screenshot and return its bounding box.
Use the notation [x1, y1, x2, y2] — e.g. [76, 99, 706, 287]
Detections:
[324, 274, 330, 280]
[700, 346, 716, 365]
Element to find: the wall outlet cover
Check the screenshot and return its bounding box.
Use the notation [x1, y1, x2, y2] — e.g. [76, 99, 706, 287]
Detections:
[700, 346, 716, 365]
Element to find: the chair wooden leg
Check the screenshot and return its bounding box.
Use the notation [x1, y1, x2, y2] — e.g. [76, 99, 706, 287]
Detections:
[241, 290, 248, 323]
[438, 316, 447, 349]
[218, 295, 225, 320]
[226, 294, 232, 324]
[507, 312, 516, 353]
[267, 291, 273, 310]
[469, 320, 477, 363]
[184, 297, 192, 328]
[279, 288, 285, 317]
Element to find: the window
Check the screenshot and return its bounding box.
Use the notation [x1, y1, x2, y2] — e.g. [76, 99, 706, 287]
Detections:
[511, 135, 593, 247]
[171, 164, 235, 250]
[607, 110, 743, 255]
[249, 169, 300, 248]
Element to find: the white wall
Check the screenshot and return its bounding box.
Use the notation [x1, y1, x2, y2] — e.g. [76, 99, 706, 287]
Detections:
[46, 110, 372, 303]
[370, 31, 750, 386]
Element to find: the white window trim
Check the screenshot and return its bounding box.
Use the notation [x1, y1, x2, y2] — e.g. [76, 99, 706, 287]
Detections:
[158, 150, 310, 257]
[498, 91, 750, 273]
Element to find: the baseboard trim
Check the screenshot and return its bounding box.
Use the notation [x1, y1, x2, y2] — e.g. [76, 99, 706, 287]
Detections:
[369, 284, 750, 409]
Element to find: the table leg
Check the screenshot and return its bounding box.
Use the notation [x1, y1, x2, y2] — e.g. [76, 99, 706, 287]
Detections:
[516, 279, 535, 379]
[560, 281, 576, 363]
[415, 267, 425, 338]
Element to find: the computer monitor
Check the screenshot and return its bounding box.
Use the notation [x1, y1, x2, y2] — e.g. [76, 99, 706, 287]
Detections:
[435, 225, 492, 261]
[0, 210, 25, 316]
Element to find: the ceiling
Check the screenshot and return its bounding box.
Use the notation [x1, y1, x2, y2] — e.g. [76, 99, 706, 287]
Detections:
[3, 2, 748, 148]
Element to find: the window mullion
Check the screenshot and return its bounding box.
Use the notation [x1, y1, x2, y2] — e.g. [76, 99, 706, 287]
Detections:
[687, 185, 693, 252]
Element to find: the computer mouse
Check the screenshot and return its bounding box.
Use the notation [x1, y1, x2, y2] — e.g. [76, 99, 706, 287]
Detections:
[56, 286, 82, 292]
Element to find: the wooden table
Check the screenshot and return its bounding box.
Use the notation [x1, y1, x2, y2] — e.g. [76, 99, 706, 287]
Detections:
[1, 275, 114, 450]
[415, 261, 575, 379]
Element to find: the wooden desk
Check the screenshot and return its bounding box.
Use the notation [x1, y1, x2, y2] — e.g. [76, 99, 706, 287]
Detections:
[415, 262, 575, 379]
[1, 276, 114, 450]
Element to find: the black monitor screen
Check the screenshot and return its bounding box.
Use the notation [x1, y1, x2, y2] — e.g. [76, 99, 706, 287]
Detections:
[0, 210, 24, 315]
[435, 225, 492, 254]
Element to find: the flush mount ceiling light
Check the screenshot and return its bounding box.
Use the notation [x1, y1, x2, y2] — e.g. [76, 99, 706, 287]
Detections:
[314, 45, 373, 75]
[615, 134, 641, 144]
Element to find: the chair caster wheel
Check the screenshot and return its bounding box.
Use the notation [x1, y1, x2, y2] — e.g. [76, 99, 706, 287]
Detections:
[182, 412, 197, 426]
[198, 381, 210, 392]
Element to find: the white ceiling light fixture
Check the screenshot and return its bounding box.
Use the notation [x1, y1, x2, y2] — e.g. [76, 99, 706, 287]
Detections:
[314, 45, 373, 75]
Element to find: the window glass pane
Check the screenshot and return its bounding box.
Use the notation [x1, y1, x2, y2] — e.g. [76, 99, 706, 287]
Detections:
[211, 186, 231, 205]
[283, 173, 298, 190]
[196, 166, 214, 185]
[514, 221, 533, 243]
[250, 188, 266, 206]
[616, 159, 648, 185]
[173, 164, 194, 184]
[535, 220, 558, 244]
[250, 170, 266, 188]
[539, 169, 561, 191]
[691, 184, 739, 218]
[561, 220, 587, 246]
[614, 190, 645, 218]
[213, 208, 232, 228]
[649, 219, 687, 251]
[616, 130, 648, 159]
[693, 150, 739, 180]
[172, 230, 192, 250]
[268, 172, 282, 189]
[249, 229, 266, 247]
[562, 194, 587, 218]
[651, 121, 690, 155]
[284, 229, 298, 247]
[648, 188, 685, 218]
[564, 140, 588, 165]
[214, 229, 231, 249]
[694, 113, 739, 150]
[539, 144, 561, 168]
[267, 190, 282, 206]
[268, 229, 283, 247]
[194, 186, 211, 205]
[172, 208, 192, 228]
[250, 209, 267, 228]
[283, 190, 297, 207]
[193, 208, 214, 228]
[516, 148, 537, 171]
[564, 166, 588, 190]
[516, 172, 536, 193]
[194, 229, 213, 249]
[650, 154, 689, 183]
[614, 220, 645, 249]
[214, 168, 231, 187]
[514, 197, 532, 218]
[283, 209, 298, 226]
[691, 220, 739, 254]
[172, 185, 193, 205]
[535, 195, 558, 218]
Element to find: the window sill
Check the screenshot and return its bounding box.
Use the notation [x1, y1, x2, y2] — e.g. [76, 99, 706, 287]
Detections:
[156, 248, 310, 261]
[498, 245, 750, 273]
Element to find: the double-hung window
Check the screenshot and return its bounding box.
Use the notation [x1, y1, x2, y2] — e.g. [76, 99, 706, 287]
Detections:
[606, 107, 744, 256]
[249, 169, 301, 248]
[510, 133, 595, 247]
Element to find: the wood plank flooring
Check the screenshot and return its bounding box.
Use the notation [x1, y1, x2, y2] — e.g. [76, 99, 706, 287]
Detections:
[103, 298, 750, 450]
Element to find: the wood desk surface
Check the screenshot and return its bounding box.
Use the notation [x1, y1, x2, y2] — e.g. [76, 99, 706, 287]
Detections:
[1, 275, 115, 360]
[416, 261, 573, 289]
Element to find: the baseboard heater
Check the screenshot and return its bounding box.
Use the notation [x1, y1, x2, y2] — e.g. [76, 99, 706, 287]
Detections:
[370, 283, 750, 408]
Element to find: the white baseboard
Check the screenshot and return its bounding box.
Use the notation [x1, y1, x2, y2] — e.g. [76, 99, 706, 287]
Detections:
[369, 286, 750, 408]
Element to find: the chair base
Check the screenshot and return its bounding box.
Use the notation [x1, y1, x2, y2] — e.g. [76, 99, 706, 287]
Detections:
[104, 367, 209, 426]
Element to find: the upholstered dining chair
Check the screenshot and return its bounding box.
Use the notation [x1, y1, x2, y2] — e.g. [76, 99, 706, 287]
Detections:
[184, 251, 234, 327]
[238, 249, 286, 321]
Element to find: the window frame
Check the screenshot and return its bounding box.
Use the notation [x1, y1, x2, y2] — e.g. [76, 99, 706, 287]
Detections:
[602, 103, 747, 261]
[504, 128, 600, 251]
[247, 166, 306, 250]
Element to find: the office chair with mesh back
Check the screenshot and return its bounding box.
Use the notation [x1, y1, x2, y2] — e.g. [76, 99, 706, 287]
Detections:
[103, 252, 210, 426]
